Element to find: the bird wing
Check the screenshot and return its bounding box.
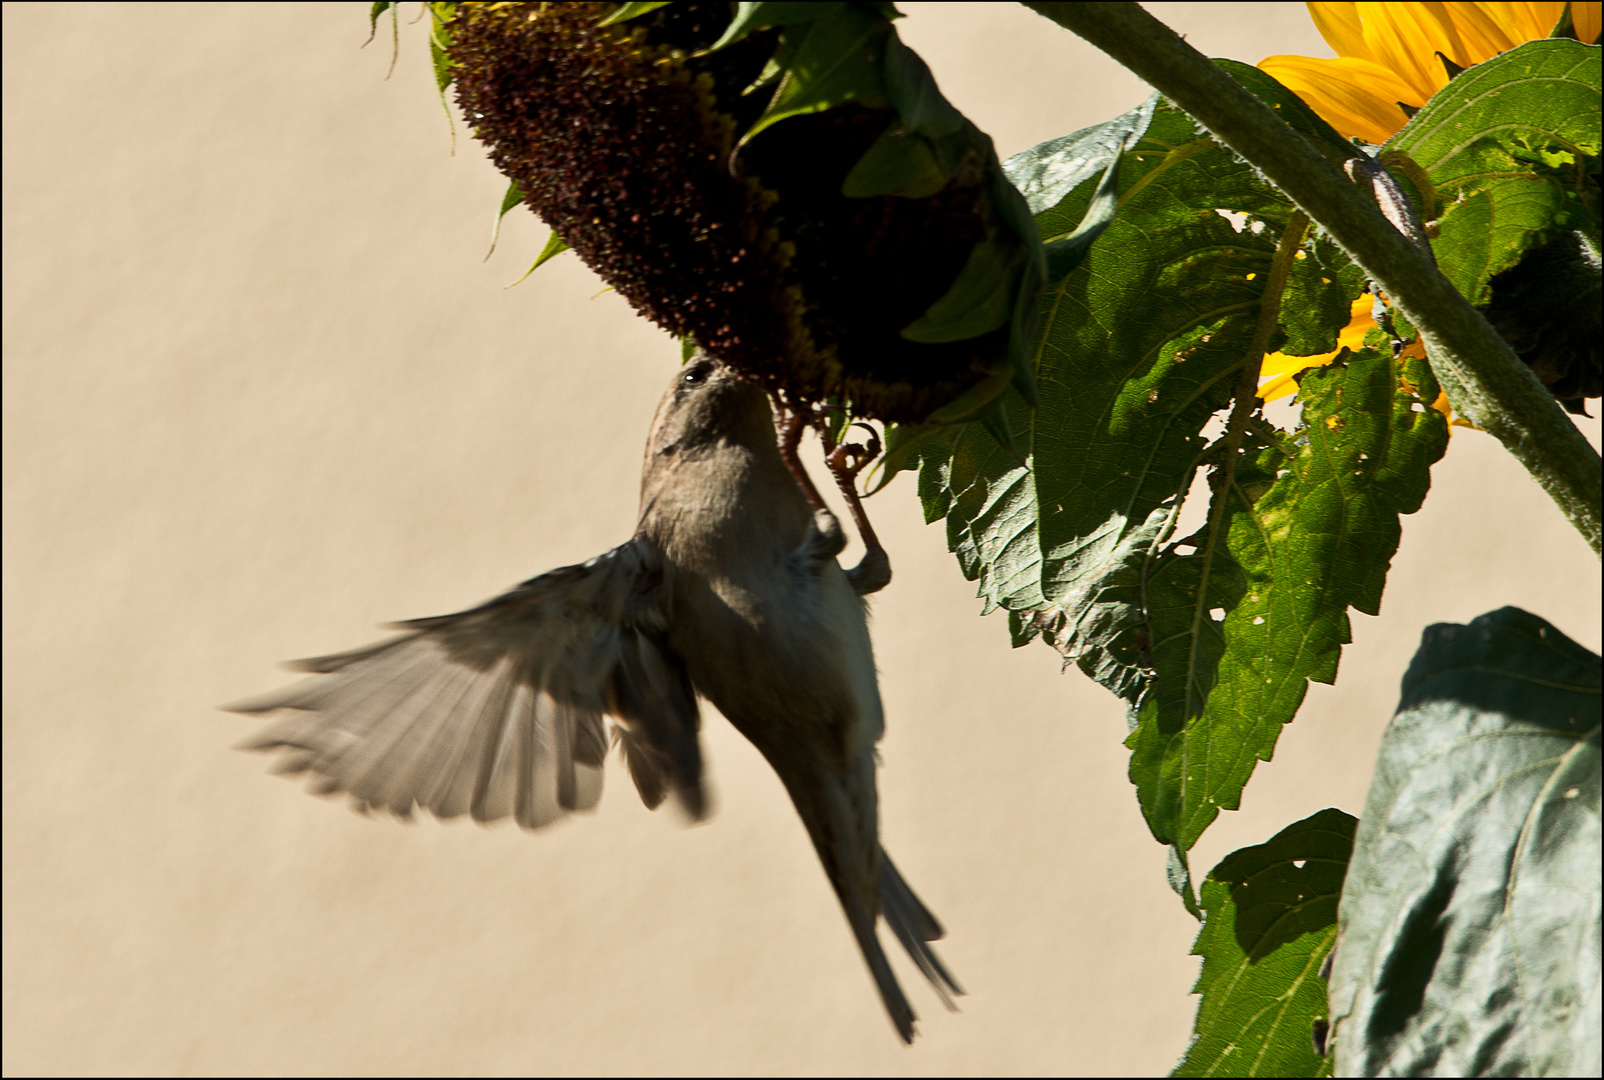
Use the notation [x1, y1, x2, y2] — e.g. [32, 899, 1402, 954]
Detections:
[225, 539, 703, 828]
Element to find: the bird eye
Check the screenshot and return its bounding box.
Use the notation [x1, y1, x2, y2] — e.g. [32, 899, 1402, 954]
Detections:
[682, 360, 714, 385]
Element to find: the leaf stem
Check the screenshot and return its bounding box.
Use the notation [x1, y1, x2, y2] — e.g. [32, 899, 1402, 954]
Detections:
[1019, 1, 1602, 557]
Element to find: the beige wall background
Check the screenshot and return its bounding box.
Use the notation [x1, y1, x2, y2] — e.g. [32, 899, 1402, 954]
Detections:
[4, 3, 1598, 1075]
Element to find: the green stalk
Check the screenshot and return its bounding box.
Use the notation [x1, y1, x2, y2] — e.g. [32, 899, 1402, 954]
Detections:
[1020, 1, 1602, 556]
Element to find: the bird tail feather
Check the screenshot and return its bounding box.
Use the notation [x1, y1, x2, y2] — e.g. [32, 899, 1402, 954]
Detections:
[783, 758, 961, 1042]
[880, 851, 963, 1009]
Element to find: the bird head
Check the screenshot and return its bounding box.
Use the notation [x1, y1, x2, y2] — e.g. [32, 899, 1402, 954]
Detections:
[644, 356, 776, 465]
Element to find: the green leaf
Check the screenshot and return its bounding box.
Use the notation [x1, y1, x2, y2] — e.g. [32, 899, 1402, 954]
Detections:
[427, 3, 457, 93]
[1387, 38, 1602, 304]
[1175, 808, 1356, 1078]
[1130, 347, 1448, 852]
[530, 230, 570, 269]
[880, 33, 963, 138]
[819, 397, 855, 450]
[1481, 228, 1602, 410]
[367, 0, 401, 73]
[506, 229, 571, 288]
[1549, 2, 1580, 41]
[1041, 138, 1125, 284]
[922, 102, 1282, 676]
[900, 237, 1018, 343]
[703, 3, 1046, 417]
[744, 18, 966, 195]
[1329, 607, 1602, 1078]
[921, 80, 1442, 893]
[863, 420, 957, 495]
[596, 1, 673, 28]
[487, 179, 524, 258]
[917, 385, 1044, 614]
[923, 363, 1013, 423]
[1278, 234, 1369, 357]
[428, 31, 453, 94]
[701, 2, 842, 54]
[368, 1, 396, 39]
[426, 2, 459, 139]
[1003, 94, 1157, 215]
[737, 6, 893, 147]
[841, 123, 958, 200]
[1024, 105, 1288, 681]
[1002, 225, 1045, 406]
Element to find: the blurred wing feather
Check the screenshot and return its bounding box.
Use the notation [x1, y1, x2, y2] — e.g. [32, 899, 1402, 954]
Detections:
[227, 540, 701, 828]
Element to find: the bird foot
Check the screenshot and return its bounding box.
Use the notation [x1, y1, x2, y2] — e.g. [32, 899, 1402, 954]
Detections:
[773, 400, 893, 596]
[820, 420, 892, 596]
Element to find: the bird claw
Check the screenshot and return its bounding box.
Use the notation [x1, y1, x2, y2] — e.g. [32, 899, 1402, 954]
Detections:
[825, 423, 883, 483]
[772, 398, 892, 595]
[820, 422, 891, 596]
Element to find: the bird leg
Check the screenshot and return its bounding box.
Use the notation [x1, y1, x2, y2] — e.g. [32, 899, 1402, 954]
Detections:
[819, 418, 891, 596]
[772, 401, 892, 595]
[776, 404, 829, 512]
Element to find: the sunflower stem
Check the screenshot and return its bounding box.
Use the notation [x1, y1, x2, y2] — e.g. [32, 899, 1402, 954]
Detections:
[1019, 1, 1603, 557]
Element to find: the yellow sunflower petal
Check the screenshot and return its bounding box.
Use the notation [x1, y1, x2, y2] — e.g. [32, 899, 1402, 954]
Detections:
[1270, 3, 1599, 144]
[1464, 2, 1563, 49]
[1258, 370, 1307, 401]
[1337, 294, 1378, 348]
[1414, 2, 1481, 69]
[1261, 351, 1328, 378]
[1442, 4, 1515, 65]
[1308, 2, 1372, 60]
[1258, 296, 1375, 399]
[1357, 2, 1461, 102]
[1259, 54, 1419, 141]
[1432, 389, 1481, 428]
[1512, 1, 1569, 37]
[1258, 351, 1333, 399]
[1577, 3, 1603, 44]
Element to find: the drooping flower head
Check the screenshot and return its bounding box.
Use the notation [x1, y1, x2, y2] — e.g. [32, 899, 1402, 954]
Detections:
[447, 2, 1043, 424]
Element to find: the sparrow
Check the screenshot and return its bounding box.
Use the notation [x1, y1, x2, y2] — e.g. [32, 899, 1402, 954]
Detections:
[228, 357, 960, 1041]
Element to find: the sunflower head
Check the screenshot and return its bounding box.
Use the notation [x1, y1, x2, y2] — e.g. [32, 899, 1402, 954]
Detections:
[449, 1, 1040, 423]
[1256, 2, 1602, 418]
[1260, 2, 1602, 143]
[1484, 230, 1603, 413]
